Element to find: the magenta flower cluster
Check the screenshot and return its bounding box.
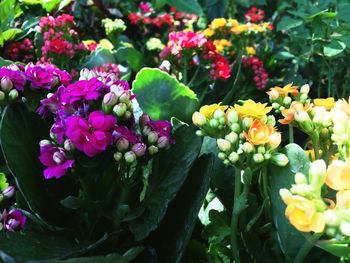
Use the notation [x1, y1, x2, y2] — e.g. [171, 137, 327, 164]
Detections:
[38, 68, 173, 180]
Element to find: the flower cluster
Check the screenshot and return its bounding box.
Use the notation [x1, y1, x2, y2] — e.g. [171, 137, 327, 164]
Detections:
[244, 7, 265, 22]
[160, 31, 231, 81]
[0, 63, 71, 103]
[102, 18, 126, 42]
[128, 2, 197, 31]
[5, 38, 35, 63]
[38, 14, 89, 67]
[192, 100, 288, 168]
[38, 68, 173, 179]
[280, 159, 350, 239]
[0, 173, 26, 232]
[242, 56, 268, 90]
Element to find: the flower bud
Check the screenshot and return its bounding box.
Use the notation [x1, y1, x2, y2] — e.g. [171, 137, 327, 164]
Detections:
[268, 132, 281, 150]
[209, 119, 219, 128]
[124, 151, 136, 163]
[64, 139, 74, 151]
[148, 145, 159, 155]
[226, 109, 239, 124]
[264, 153, 271, 160]
[103, 92, 118, 106]
[269, 90, 279, 100]
[279, 188, 292, 203]
[218, 152, 226, 160]
[242, 117, 253, 130]
[266, 115, 276, 126]
[283, 96, 292, 106]
[142, 126, 152, 136]
[300, 93, 308, 102]
[230, 123, 241, 133]
[79, 68, 91, 80]
[2, 186, 15, 199]
[257, 146, 265, 154]
[116, 138, 129, 152]
[294, 111, 313, 133]
[192, 112, 207, 127]
[157, 136, 169, 149]
[325, 227, 337, 237]
[53, 151, 66, 164]
[148, 131, 159, 144]
[8, 89, 18, 101]
[340, 221, 350, 236]
[217, 139, 231, 152]
[271, 153, 289, 166]
[272, 102, 280, 109]
[309, 159, 327, 190]
[196, 130, 204, 136]
[290, 184, 314, 197]
[113, 103, 127, 117]
[1, 77, 13, 93]
[324, 210, 339, 227]
[225, 132, 238, 144]
[300, 84, 310, 94]
[132, 143, 147, 157]
[113, 152, 123, 161]
[39, 139, 51, 147]
[119, 92, 130, 103]
[253, 153, 264, 163]
[124, 111, 132, 119]
[213, 109, 225, 119]
[242, 142, 254, 154]
[0, 91, 5, 101]
[294, 172, 308, 184]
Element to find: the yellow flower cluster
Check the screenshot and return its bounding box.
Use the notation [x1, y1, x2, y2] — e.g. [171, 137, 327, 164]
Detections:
[213, 39, 232, 53]
[281, 159, 350, 238]
[192, 100, 287, 167]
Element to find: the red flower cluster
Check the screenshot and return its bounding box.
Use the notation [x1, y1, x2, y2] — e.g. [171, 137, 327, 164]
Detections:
[39, 14, 88, 63]
[244, 7, 265, 22]
[242, 56, 268, 90]
[6, 38, 34, 63]
[128, 2, 197, 30]
[202, 41, 231, 80]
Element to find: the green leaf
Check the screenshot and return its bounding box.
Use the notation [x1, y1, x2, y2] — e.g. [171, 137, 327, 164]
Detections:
[317, 241, 350, 259]
[276, 17, 303, 31]
[0, 104, 69, 226]
[152, 0, 167, 9]
[128, 125, 202, 240]
[338, 4, 350, 22]
[167, 0, 202, 15]
[148, 154, 214, 262]
[42, 0, 61, 12]
[83, 47, 116, 69]
[0, 57, 13, 67]
[274, 51, 295, 60]
[323, 40, 346, 57]
[58, 0, 72, 11]
[114, 46, 143, 72]
[2, 28, 21, 43]
[268, 143, 309, 257]
[0, 173, 8, 191]
[132, 68, 198, 123]
[306, 9, 337, 20]
[0, 0, 16, 30]
[15, 17, 40, 41]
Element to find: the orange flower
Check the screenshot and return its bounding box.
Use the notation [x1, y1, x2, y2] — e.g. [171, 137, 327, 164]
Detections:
[279, 102, 310, 125]
[244, 119, 275, 145]
[325, 159, 350, 191]
[267, 83, 299, 97]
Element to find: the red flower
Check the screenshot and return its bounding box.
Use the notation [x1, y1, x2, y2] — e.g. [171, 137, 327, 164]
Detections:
[244, 7, 265, 22]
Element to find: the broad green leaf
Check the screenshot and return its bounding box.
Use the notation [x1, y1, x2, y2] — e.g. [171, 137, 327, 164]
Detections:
[317, 240, 350, 259]
[152, 0, 167, 9]
[83, 47, 116, 69]
[58, 0, 73, 11]
[114, 46, 143, 72]
[167, 0, 202, 15]
[324, 40, 346, 57]
[205, 0, 226, 21]
[276, 17, 303, 31]
[42, 0, 61, 12]
[338, 4, 350, 22]
[15, 17, 40, 41]
[268, 143, 309, 257]
[0, 104, 70, 226]
[0, 0, 15, 30]
[0, 57, 13, 67]
[132, 68, 198, 123]
[2, 28, 21, 43]
[148, 154, 214, 262]
[128, 125, 202, 240]
[0, 173, 8, 191]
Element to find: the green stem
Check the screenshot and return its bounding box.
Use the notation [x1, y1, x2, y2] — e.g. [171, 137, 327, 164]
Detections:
[115, 185, 129, 227]
[312, 134, 320, 160]
[187, 66, 200, 87]
[294, 233, 322, 263]
[222, 53, 242, 105]
[231, 167, 241, 263]
[182, 57, 188, 84]
[289, 125, 294, 144]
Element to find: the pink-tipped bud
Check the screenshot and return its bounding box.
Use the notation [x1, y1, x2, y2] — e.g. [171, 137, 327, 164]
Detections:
[131, 143, 147, 157]
[269, 89, 279, 100]
[1, 77, 13, 93]
[53, 151, 66, 165]
[39, 140, 51, 147]
[157, 136, 169, 149]
[103, 92, 118, 106]
[192, 112, 206, 127]
[119, 91, 130, 103]
[64, 139, 74, 151]
[2, 186, 15, 199]
[124, 151, 137, 163]
[116, 138, 129, 152]
[148, 131, 159, 144]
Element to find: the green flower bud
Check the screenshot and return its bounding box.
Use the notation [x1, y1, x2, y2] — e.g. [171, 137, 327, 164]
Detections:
[264, 153, 271, 160]
[148, 145, 159, 155]
[228, 152, 239, 163]
[124, 151, 137, 163]
[217, 139, 231, 152]
[242, 117, 253, 130]
[213, 109, 225, 119]
[209, 119, 219, 128]
[226, 109, 239, 124]
[294, 172, 308, 185]
[113, 103, 127, 117]
[309, 160, 327, 190]
[116, 138, 129, 152]
[230, 123, 241, 133]
[242, 142, 254, 154]
[266, 115, 276, 126]
[253, 153, 264, 163]
[124, 111, 132, 119]
[257, 146, 265, 154]
[271, 153, 289, 166]
[218, 152, 227, 160]
[119, 92, 130, 103]
[272, 102, 280, 109]
[300, 84, 310, 94]
[195, 130, 204, 136]
[225, 132, 238, 144]
[223, 159, 230, 166]
[300, 93, 308, 101]
[325, 227, 337, 237]
[192, 112, 206, 127]
[324, 210, 340, 227]
[340, 221, 350, 236]
[283, 96, 292, 106]
[8, 89, 18, 101]
[113, 152, 123, 161]
[148, 131, 159, 144]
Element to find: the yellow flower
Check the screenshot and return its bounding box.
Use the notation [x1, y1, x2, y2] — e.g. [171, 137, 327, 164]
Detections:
[336, 190, 350, 209]
[334, 98, 350, 115]
[326, 159, 350, 191]
[213, 39, 232, 53]
[99, 39, 114, 50]
[199, 104, 229, 119]
[283, 195, 325, 233]
[267, 83, 299, 97]
[314, 97, 335, 110]
[231, 24, 246, 34]
[245, 46, 256, 55]
[203, 28, 214, 37]
[83, 39, 96, 46]
[243, 119, 275, 145]
[234, 99, 272, 119]
[211, 18, 227, 30]
[227, 19, 239, 27]
[279, 102, 310, 125]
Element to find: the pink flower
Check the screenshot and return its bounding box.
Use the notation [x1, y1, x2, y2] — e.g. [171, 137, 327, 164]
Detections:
[62, 78, 104, 104]
[139, 2, 152, 13]
[167, 31, 207, 55]
[39, 143, 74, 179]
[65, 111, 116, 157]
[1, 209, 26, 232]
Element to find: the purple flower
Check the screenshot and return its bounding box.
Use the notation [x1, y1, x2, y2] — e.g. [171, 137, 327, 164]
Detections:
[1, 209, 26, 232]
[39, 144, 74, 179]
[65, 111, 116, 157]
[37, 86, 65, 117]
[113, 126, 139, 144]
[25, 64, 54, 89]
[0, 67, 26, 91]
[62, 78, 104, 104]
[48, 67, 72, 86]
[139, 114, 173, 141]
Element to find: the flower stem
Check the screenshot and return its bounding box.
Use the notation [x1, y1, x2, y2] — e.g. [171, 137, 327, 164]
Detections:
[182, 57, 188, 84]
[294, 233, 322, 263]
[312, 134, 320, 160]
[289, 124, 294, 144]
[231, 167, 242, 263]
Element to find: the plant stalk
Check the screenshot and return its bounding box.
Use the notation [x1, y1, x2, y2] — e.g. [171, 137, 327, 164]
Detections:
[231, 167, 242, 263]
[294, 233, 322, 263]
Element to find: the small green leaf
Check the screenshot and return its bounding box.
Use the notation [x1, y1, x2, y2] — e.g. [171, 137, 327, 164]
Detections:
[132, 68, 198, 122]
[324, 40, 346, 57]
[233, 192, 248, 215]
[276, 17, 303, 31]
[0, 173, 8, 191]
